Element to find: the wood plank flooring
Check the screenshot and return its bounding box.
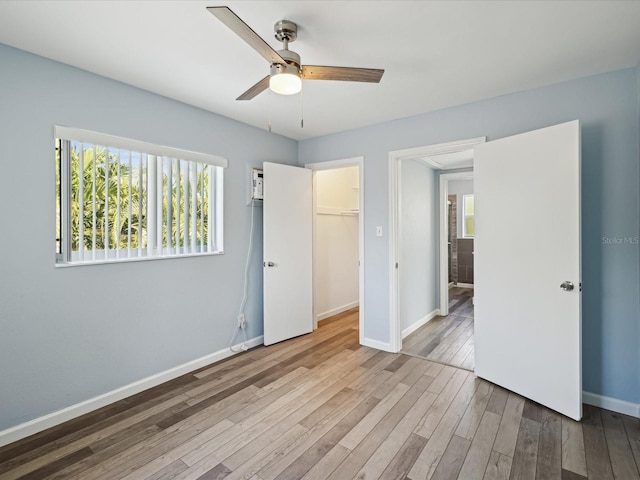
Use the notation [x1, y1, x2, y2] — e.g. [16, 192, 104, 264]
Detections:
[402, 287, 475, 370]
[1, 307, 638, 480]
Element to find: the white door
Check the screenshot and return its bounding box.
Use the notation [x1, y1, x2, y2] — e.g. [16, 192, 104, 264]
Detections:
[263, 162, 313, 346]
[474, 120, 582, 420]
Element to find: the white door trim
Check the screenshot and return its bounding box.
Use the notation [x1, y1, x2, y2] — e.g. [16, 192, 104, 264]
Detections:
[389, 138, 485, 353]
[439, 171, 474, 317]
[305, 157, 365, 344]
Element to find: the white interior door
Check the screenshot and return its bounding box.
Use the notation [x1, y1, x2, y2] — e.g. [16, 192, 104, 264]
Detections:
[263, 162, 313, 346]
[474, 120, 582, 420]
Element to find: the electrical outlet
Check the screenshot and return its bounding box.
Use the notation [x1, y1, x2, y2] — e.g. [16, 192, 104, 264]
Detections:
[238, 313, 246, 329]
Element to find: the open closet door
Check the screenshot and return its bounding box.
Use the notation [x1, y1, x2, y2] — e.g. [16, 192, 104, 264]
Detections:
[474, 120, 582, 420]
[263, 162, 313, 346]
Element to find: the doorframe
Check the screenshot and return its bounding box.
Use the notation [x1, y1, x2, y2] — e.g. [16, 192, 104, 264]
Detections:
[305, 157, 365, 344]
[439, 171, 474, 317]
[388, 137, 485, 353]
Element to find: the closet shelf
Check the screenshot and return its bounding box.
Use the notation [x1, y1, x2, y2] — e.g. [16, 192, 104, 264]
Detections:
[317, 211, 359, 216]
[317, 207, 359, 216]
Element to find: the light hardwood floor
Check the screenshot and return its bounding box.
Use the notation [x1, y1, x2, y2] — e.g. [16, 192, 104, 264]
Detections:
[1, 308, 638, 480]
[402, 287, 474, 370]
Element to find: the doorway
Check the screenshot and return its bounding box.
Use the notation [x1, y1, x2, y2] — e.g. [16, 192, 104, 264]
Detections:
[306, 157, 364, 342]
[389, 121, 582, 420]
[388, 137, 485, 355]
[401, 171, 475, 369]
[439, 172, 475, 315]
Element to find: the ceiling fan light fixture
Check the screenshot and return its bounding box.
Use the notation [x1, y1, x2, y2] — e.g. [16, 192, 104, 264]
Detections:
[270, 73, 302, 95]
[269, 63, 302, 95]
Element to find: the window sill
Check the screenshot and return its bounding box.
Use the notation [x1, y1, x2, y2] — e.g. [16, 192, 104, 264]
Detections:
[55, 250, 224, 268]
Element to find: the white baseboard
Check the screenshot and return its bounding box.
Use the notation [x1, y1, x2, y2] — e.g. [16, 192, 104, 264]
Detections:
[583, 391, 640, 418]
[402, 309, 440, 339]
[317, 301, 359, 322]
[361, 337, 394, 353]
[456, 283, 474, 289]
[0, 335, 264, 448]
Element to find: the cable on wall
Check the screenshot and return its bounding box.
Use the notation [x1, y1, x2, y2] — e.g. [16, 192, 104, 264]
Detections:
[229, 198, 256, 352]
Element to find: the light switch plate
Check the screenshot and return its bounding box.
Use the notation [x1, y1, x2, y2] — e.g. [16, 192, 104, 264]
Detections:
[376, 226, 383, 237]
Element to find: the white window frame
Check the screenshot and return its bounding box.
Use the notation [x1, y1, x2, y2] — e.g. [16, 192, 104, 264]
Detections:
[55, 126, 227, 266]
[462, 193, 475, 238]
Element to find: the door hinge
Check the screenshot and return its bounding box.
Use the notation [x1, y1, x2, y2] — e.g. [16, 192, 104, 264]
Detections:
[395, 262, 399, 269]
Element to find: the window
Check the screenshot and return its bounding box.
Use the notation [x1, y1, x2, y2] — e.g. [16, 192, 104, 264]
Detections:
[462, 194, 474, 237]
[55, 126, 227, 265]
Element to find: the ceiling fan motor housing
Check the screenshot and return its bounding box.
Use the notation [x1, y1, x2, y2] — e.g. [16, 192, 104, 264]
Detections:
[270, 61, 300, 78]
[277, 49, 301, 68]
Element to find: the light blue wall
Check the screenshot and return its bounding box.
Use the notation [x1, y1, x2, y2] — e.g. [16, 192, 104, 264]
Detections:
[1, 42, 638, 433]
[300, 68, 640, 404]
[0, 44, 298, 430]
[399, 159, 438, 331]
[637, 65, 640, 400]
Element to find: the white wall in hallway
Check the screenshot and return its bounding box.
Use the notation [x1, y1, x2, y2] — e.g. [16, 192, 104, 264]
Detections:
[400, 159, 438, 331]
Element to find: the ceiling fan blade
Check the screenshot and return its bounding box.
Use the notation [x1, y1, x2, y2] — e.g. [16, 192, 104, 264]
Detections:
[302, 66, 384, 83]
[236, 75, 270, 101]
[207, 6, 286, 65]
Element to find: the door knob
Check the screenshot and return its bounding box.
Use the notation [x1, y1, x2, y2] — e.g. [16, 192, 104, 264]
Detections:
[264, 261, 275, 267]
[560, 281, 574, 291]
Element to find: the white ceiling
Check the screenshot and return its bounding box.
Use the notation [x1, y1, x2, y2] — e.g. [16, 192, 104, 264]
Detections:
[1, 1, 639, 140]
[423, 150, 475, 171]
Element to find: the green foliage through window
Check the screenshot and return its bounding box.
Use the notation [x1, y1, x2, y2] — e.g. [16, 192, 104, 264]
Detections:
[56, 139, 222, 263]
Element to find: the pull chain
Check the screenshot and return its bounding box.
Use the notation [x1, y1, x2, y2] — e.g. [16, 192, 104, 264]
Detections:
[268, 91, 272, 133]
[300, 88, 304, 128]
[300, 86, 304, 129]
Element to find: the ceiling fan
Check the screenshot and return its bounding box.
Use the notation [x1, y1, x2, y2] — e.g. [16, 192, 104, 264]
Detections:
[207, 6, 385, 100]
